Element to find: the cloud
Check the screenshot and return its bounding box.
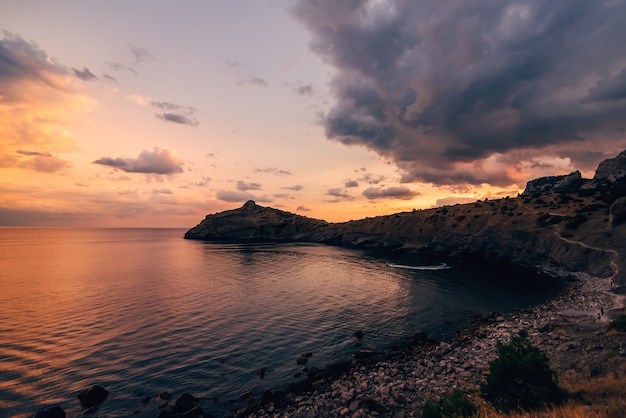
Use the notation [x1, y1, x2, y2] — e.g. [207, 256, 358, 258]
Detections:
[326, 187, 354, 201]
[152, 188, 173, 195]
[291, 0, 626, 187]
[293, 84, 315, 96]
[72, 67, 98, 81]
[17, 149, 51, 157]
[106, 61, 137, 74]
[344, 179, 359, 188]
[155, 113, 199, 126]
[0, 32, 94, 172]
[215, 190, 271, 203]
[296, 205, 311, 212]
[151, 100, 199, 126]
[129, 43, 153, 64]
[362, 186, 418, 200]
[93, 146, 184, 175]
[237, 76, 269, 87]
[236, 180, 262, 191]
[255, 167, 292, 175]
[282, 184, 303, 191]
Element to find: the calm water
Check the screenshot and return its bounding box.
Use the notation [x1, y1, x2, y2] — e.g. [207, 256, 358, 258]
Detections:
[0, 228, 563, 417]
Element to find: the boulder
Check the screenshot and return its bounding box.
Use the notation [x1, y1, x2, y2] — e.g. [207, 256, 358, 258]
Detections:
[594, 149, 626, 182]
[521, 171, 585, 196]
[610, 196, 626, 226]
[77, 385, 109, 410]
[34, 405, 66, 418]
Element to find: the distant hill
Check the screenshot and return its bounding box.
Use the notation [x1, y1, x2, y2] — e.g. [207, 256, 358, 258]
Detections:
[186, 150, 626, 286]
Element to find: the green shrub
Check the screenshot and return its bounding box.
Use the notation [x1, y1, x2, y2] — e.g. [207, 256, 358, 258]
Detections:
[422, 389, 477, 418]
[481, 329, 568, 413]
[609, 314, 626, 332]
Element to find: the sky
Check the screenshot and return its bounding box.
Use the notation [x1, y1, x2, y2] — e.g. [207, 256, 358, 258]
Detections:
[1, 0, 626, 227]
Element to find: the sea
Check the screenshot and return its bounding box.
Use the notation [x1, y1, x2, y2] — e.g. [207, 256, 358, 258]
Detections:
[0, 228, 565, 417]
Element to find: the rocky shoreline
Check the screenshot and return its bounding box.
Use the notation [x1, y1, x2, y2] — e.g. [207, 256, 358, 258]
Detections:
[33, 272, 625, 418]
[237, 275, 625, 418]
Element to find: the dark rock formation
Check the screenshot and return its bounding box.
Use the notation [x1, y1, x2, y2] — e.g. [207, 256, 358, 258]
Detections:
[186, 150, 626, 285]
[77, 385, 108, 411]
[610, 196, 626, 227]
[594, 149, 626, 182]
[521, 171, 586, 196]
[184, 200, 328, 242]
[35, 405, 66, 418]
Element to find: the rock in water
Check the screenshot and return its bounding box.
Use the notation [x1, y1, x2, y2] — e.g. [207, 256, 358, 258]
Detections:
[77, 385, 109, 410]
[35, 405, 66, 418]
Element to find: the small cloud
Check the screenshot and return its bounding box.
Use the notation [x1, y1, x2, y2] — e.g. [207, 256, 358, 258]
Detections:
[362, 186, 418, 201]
[237, 76, 269, 87]
[23, 155, 72, 173]
[326, 188, 354, 201]
[237, 180, 262, 191]
[152, 188, 173, 195]
[129, 94, 152, 106]
[296, 205, 311, 212]
[255, 167, 292, 175]
[344, 179, 359, 188]
[102, 73, 118, 83]
[72, 67, 98, 81]
[215, 190, 258, 203]
[282, 184, 303, 191]
[151, 101, 199, 127]
[93, 146, 184, 175]
[129, 43, 154, 64]
[17, 149, 51, 157]
[106, 61, 138, 74]
[293, 84, 315, 96]
[74, 182, 90, 187]
[155, 113, 199, 127]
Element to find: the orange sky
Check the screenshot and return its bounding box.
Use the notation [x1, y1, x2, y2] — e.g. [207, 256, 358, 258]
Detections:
[1, 1, 624, 227]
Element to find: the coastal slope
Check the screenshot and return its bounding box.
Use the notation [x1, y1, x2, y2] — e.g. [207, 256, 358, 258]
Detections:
[185, 150, 626, 285]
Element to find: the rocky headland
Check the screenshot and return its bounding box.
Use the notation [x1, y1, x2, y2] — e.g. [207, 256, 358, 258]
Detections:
[186, 150, 626, 288]
[181, 150, 626, 417]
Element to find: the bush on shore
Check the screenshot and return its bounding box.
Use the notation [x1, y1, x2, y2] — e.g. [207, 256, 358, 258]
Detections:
[422, 389, 477, 418]
[480, 329, 568, 413]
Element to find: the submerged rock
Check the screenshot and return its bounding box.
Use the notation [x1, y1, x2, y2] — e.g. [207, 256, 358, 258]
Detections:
[77, 385, 108, 411]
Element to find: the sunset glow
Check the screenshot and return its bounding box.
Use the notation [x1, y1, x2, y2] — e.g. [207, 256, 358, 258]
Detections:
[2, 1, 625, 227]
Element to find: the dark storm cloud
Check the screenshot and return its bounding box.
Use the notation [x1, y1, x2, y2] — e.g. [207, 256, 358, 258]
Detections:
[362, 186, 418, 200]
[72, 67, 98, 81]
[291, 0, 626, 186]
[93, 147, 184, 175]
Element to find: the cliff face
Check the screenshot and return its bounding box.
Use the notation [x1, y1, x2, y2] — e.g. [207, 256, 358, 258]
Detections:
[186, 151, 626, 284]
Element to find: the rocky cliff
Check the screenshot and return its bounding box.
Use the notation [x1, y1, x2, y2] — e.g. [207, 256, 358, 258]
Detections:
[186, 150, 626, 285]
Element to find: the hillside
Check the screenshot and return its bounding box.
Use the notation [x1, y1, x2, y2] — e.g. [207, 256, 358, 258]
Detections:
[185, 150, 626, 286]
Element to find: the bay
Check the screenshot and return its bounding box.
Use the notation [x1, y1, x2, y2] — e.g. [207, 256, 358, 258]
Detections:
[0, 228, 563, 417]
